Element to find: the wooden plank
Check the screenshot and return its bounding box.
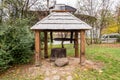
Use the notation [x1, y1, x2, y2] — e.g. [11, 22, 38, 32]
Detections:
[32, 30, 88, 32]
[75, 32, 79, 57]
[80, 30, 86, 65]
[54, 38, 75, 41]
[35, 30, 41, 66]
[44, 32, 48, 58]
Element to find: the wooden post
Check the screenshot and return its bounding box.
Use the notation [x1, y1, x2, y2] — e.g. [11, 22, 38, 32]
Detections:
[75, 32, 79, 57]
[70, 32, 73, 43]
[44, 32, 48, 58]
[35, 30, 41, 66]
[50, 32, 53, 43]
[80, 30, 86, 65]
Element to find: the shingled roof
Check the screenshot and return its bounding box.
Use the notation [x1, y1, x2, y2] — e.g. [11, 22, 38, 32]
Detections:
[31, 12, 92, 30]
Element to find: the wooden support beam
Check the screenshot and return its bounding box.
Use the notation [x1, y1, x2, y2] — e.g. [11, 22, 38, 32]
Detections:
[70, 32, 73, 43]
[35, 30, 41, 66]
[50, 32, 53, 43]
[80, 30, 86, 65]
[75, 32, 79, 57]
[44, 32, 48, 58]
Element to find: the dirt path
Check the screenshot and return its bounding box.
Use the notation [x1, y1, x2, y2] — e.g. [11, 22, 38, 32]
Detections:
[0, 57, 104, 80]
[24, 57, 80, 80]
[0, 57, 81, 80]
[97, 43, 120, 48]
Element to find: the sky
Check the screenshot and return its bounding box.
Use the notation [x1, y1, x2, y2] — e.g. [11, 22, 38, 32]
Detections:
[56, 0, 77, 8]
[56, 0, 119, 11]
[29, 0, 119, 12]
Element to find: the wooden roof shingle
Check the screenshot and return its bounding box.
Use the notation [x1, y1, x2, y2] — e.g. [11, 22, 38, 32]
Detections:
[31, 12, 92, 30]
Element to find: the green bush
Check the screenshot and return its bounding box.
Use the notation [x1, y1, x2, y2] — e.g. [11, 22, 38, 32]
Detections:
[0, 18, 34, 71]
[0, 49, 13, 72]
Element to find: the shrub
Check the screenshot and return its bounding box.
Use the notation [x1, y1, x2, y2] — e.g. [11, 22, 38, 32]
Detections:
[0, 18, 34, 71]
[0, 49, 13, 72]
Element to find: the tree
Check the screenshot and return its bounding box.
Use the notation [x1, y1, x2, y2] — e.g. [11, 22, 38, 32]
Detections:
[0, 0, 47, 71]
[116, 3, 120, 34]
[77, 0, 101, 44]
[77, 0, 112, 43]
[98, 0, 112, 38]
[102, 14, 119, 34]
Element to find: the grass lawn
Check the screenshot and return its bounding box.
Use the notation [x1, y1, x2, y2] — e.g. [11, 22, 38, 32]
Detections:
[73, 44, 120, 80]
[0, 44, 120, 80]
[50, 44, 120, 80]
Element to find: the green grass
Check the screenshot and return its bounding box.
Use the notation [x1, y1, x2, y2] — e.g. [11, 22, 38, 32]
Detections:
[0, 44, 120, 80]
[73, 44, 120, 80]
[49, 44, 120, 80]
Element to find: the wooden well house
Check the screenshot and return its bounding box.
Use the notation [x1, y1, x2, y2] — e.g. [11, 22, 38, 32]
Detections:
[31, 12, 92, 66]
